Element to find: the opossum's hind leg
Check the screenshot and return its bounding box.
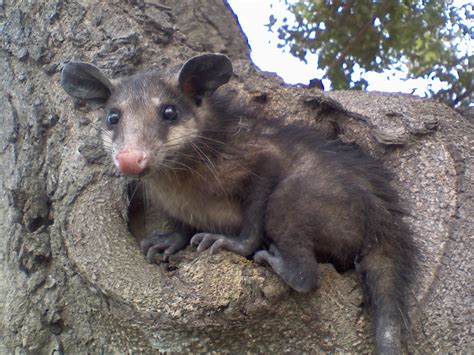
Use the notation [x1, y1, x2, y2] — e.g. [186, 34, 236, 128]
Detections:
[254, 244, 320, 292]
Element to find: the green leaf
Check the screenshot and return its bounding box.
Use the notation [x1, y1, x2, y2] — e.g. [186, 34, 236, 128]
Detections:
[271, 0, 471, 107]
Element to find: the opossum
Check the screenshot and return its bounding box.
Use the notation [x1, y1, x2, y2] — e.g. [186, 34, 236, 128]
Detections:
[61, 53, 417, 354]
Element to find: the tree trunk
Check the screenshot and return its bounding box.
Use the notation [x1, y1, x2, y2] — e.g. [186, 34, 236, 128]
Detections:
[0, 0, 471, 353]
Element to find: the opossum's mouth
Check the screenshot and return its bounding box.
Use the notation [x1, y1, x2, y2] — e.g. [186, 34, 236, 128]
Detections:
[114, 163, 150, 179]
[118, 168, 150, 179]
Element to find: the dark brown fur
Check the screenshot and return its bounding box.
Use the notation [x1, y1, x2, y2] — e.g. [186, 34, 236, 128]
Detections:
[61, 54, 417, 354]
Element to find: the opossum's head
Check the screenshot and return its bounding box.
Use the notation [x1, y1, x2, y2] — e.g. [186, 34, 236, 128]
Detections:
[61, 54, 233, 177]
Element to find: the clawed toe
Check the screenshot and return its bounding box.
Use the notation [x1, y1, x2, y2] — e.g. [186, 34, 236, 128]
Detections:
[140, 231, 191, 263]
[191, 233, 226, 252]
[254, 245, 320, 293]
[191, 233, 257, 257]
[253, 250, 273, 264]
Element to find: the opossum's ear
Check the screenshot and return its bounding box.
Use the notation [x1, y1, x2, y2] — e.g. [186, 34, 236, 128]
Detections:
[61, 62, 113, 107]
[178, 53, 233, 104]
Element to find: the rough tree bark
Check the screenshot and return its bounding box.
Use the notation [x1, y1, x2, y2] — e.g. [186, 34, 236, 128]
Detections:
[0, 0, 472, 353]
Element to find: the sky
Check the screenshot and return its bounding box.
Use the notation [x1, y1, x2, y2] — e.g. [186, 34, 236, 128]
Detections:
[227, 0, 472, 97]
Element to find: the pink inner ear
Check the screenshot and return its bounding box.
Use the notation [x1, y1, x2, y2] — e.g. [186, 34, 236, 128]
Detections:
[183, 79, 194, 96]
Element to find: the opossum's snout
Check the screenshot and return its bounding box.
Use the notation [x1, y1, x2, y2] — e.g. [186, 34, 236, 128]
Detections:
[115, 149, 149, 176]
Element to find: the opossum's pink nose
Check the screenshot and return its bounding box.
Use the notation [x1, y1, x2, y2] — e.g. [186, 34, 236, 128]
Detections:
[115, 150, 148, 176]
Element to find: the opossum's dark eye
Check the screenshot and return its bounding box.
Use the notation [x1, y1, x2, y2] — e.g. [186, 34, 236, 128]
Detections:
[161, 105, 179, 122]
[106, 111, 120, 126]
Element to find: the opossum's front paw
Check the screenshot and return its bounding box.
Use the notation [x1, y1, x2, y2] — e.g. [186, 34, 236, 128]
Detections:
[141, 231, 190, 263]
[190, 233, 255, 257]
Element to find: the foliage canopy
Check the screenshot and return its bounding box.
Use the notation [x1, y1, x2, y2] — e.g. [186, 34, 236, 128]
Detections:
[268, 0, 473, 107]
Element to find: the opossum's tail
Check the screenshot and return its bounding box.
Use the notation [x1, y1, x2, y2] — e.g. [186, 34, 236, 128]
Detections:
[357, 199, 417, 354]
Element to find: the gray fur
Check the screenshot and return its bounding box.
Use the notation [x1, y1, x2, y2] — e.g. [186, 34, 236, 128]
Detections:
[60, 54, 417, 354]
